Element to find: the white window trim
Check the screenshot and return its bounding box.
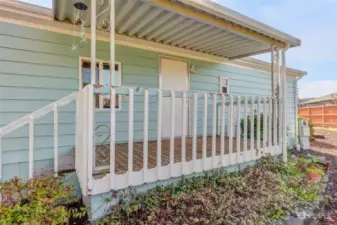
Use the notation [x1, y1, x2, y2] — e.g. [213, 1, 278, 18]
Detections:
[219, 77, 229, 94]
[78, 57, 122, 111]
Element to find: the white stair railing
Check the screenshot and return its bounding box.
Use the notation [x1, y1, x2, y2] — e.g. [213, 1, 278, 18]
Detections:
[0, 91, 79, 180]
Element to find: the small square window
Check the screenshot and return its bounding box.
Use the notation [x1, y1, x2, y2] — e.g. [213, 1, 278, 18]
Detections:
[219, 77, 229, 94]
[80, 59, 122, 110]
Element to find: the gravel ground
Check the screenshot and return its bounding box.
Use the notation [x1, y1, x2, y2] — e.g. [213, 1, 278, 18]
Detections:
[309, 129, 337, 225]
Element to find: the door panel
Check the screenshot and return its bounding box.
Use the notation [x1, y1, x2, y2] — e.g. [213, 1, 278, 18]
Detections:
[160, 58, 188, 138]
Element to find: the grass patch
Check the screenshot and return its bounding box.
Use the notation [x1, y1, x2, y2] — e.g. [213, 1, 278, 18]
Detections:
[96, 153, 325, 225]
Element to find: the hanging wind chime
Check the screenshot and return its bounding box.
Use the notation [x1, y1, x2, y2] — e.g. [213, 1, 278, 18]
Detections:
[72, 1, 88, 51]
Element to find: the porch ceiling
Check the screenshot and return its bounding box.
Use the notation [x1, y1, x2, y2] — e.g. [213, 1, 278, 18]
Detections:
[53, 0, 297, 60]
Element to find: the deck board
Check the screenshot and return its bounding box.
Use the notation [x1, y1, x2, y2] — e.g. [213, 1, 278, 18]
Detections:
[95, 136, 260, 175]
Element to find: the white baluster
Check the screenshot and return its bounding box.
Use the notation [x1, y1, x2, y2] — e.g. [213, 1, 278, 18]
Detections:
[53, 104, 59, 177]
[0, 134, 2, 180]
[263, 97, 267, 155]
[128, 88, 134, 186]
[243, 97, 248, 161]
[250, 97, 255, 160]
[181, 92, 187, 174]
[257, 96, 261, 158]
[29, 115, 34, 179]
[273, 97, 277, 154]
[220, 95, 225, 166]
[278, 97, 283, 150]
[143, 89, 149, 182]
[192, 93, 197, 171]
[110, 87, 116, 189]
[202, 94, 208, 170]
[170, 90, 175, 177]
[212, 94, 217, 168]
[268, 97, 272, 154]
[157, 89, 162, 179]
[229, 96, 234, 164]
[236, 96, 241, 163]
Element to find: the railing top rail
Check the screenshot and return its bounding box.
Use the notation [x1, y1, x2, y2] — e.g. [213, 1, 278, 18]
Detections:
[93, 85, 276, 100]
[0, 92, 78, 137]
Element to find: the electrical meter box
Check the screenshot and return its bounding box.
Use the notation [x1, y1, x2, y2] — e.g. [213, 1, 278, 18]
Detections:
[299, 119, 310, 150]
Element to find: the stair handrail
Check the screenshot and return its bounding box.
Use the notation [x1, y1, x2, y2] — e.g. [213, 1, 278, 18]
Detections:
[0, 91, 79, 180]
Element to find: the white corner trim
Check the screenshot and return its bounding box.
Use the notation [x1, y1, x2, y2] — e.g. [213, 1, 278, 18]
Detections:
[0, 8, 306, 78]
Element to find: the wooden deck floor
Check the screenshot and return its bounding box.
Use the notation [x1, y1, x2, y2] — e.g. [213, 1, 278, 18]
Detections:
[95, 136, 259, 174]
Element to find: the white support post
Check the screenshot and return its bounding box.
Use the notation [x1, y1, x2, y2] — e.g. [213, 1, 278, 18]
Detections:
[236, 96, 241, 162]
[250, 97, 255, 159]
[212, 94, 217, 168]
[202, 94, 207, 170]
[170, 90, 175, 177]
[90, 0, 96, 85]
[181, 92, 187, 174]
[143, 89, 149, 182]
[110, 87, 116, 189]
[192, 93, 197, 171]
[220, 95, 225, 166]
[156, 89, 162, 179]
[277, 48, 282, 151]
[229, 96, 234, 164]
[53, 104, 58, 177]
[110, 0, 115, 86]
[29, 115, 34, 179]
[282, 48, 288, 162]
[243, 97, 248, 161]
[128, 88, 134, 185]
[87, 85, 94, 194]
[257, 96, 261, 157]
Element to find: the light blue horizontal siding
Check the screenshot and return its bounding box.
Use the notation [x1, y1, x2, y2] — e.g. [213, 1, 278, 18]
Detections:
[0, 22, 297, 180]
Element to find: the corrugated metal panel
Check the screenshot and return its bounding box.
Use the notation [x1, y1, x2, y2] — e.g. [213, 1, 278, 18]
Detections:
[53, 0, 271, 59]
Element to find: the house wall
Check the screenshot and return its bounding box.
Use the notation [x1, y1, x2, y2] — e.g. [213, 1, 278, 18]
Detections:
[0, 22, 297, 180]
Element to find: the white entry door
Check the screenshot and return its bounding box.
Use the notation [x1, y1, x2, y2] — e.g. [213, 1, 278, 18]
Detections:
[160, 57, 189, 138]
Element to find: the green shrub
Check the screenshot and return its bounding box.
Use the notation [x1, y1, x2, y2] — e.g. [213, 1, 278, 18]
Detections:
[0, 175, 86, 225]
[240, 113, 264, 140]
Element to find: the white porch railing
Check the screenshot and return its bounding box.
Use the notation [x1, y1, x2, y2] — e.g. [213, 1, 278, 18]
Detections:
[77, 85, 283, 196]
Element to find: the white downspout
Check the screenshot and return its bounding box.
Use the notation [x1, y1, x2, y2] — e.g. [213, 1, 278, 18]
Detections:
[294, 73, 305, 149]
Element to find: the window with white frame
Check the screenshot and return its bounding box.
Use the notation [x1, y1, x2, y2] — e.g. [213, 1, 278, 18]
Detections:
[80, 58, 122, 110]
[219, 77, 229, 94]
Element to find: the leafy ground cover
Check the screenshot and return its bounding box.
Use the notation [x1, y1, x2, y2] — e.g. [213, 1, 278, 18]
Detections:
[0, 175, 86, 225]
[96, 153, 327, 225]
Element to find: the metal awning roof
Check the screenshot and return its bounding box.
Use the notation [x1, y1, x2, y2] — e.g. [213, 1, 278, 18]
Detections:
[53, 0, 301, 60]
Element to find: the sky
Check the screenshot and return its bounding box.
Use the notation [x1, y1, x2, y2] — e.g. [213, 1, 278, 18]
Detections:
[20, 0, 337, 99]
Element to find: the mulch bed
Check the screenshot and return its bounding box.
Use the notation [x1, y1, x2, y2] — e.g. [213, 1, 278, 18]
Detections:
[309, 129, 337, 224]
